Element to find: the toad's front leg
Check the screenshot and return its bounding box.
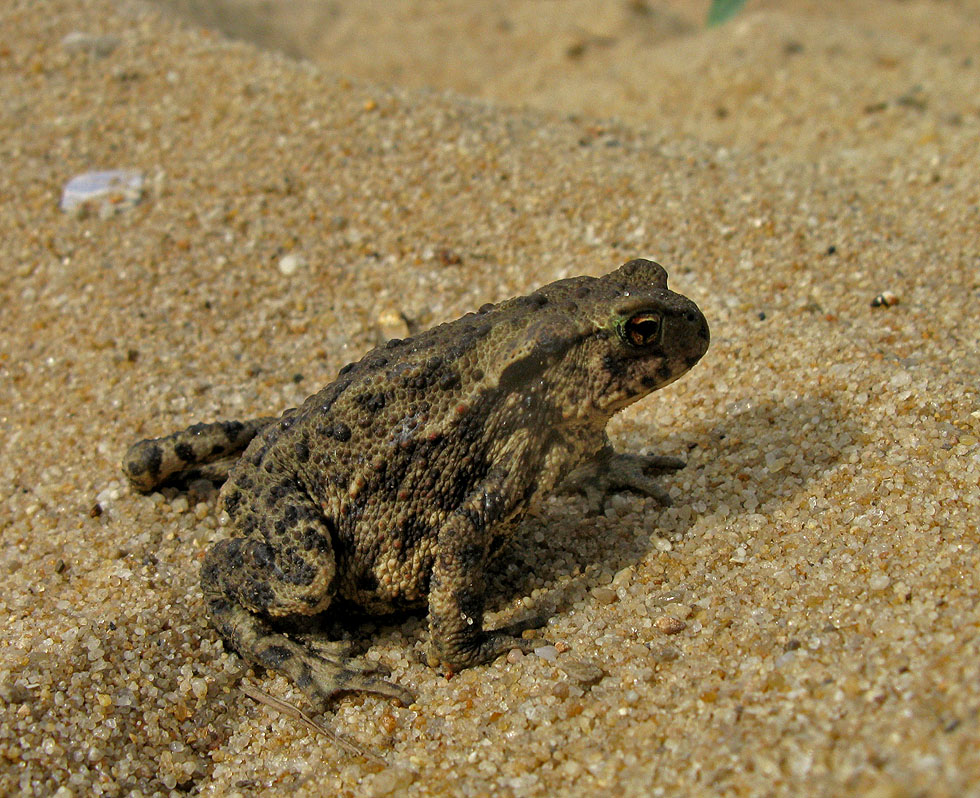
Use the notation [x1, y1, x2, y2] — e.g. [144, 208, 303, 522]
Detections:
[424, 479, 548, 674]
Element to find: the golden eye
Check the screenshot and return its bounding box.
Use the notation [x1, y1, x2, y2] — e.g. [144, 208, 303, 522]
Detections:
[625, 313, 662, 347]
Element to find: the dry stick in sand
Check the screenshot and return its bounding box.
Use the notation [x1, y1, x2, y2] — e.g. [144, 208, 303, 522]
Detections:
[239, 681, 386, 765]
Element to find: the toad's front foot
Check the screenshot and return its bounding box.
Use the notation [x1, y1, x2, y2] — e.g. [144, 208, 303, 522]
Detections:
[562, 445, 686, 509]
[424, 616, 551, 676]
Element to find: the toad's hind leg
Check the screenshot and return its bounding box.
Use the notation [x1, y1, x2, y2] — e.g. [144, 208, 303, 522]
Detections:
[200, 501, 414, 709]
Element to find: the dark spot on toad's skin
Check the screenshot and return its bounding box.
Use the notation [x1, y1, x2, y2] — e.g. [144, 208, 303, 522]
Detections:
[481, 488, 509, 521]
[602, 353, 626, 379]
[224, 488, 243, 515]
[283, 556, 317, 586]
[269, 479, 303, 503]
[211, 538, 245, 570]
[498, 344, 565, 393]
[135, 443, 162, 478]
[258, 644, 292, 669]
[458, 543, 485, 571]
[395, 517, 432, 549]
[525, 292, 548, 308]
[125, 259, 708, 710]
[300, 526, 331, 552]
[221, 420, 245, 438]
[294, 666, 314, 689]
[248, 541, 275, 569]
[245, 580, 274, 610]
[437, 371, 460, 391]
[356, 392, 388, 412]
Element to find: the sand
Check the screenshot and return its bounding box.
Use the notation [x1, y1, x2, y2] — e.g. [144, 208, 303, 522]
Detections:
[1, 0, 978, 795]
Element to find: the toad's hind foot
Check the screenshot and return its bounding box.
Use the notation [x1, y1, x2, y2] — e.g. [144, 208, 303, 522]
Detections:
[296, 651, 415, 710]
[123, 417, 274, 492]
[206, 595, 414, 711]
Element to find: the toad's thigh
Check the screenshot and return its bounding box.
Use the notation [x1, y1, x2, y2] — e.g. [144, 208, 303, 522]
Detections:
[201, 498, 338, 617]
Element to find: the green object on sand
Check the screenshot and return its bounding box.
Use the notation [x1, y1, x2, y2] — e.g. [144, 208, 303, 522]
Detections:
[707, 0, 748, 26]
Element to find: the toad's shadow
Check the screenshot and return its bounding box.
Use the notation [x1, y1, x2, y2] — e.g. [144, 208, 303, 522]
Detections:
[481, 392, 859, 618]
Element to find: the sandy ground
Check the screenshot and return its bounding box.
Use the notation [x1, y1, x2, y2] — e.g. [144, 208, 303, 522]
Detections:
[1, 0, 978, 795]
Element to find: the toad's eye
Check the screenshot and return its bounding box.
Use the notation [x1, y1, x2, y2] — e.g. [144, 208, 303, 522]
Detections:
[624, 312, 662, 347]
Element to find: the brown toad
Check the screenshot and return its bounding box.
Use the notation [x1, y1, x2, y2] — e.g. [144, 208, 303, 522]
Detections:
[123, 259, 709, 708]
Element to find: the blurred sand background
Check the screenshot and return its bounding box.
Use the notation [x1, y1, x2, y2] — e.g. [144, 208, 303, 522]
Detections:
[1, 0, 978, 795]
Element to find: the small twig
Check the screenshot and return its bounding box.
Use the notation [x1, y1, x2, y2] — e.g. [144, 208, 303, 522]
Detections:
[239, 682, 386, 765]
